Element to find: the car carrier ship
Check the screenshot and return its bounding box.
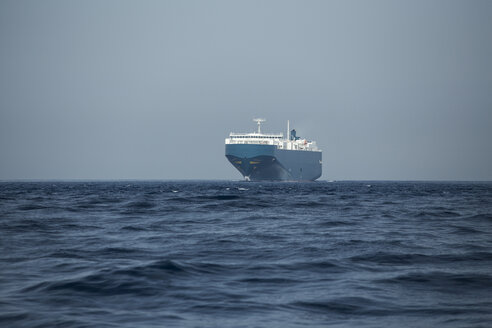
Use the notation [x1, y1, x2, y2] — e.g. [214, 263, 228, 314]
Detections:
[225, 119, 322, 181]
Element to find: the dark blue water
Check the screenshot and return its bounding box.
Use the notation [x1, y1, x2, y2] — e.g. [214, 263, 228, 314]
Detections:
[1, 181, 491, 327]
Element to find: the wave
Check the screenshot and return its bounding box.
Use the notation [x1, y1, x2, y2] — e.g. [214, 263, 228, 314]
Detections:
[378, 271, 492, 290]
[350, 251, 492, 266]
[125, 201, 156, 209]
[465, 213, 492, 222]
[412, 210, 461, 218]
[17, 204, 48, 211]
[286, 297, 391, 316]
[21, 260, 234, 296]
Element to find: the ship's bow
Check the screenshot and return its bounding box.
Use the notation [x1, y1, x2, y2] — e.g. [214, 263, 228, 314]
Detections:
[225, 144, 289, 180]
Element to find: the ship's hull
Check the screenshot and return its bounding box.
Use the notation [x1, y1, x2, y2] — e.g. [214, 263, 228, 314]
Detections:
[225, 144, 322, 181]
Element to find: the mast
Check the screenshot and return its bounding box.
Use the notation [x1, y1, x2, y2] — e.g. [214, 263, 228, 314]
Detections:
[287, 120, 290, 141]
[253, 118, 265, 134]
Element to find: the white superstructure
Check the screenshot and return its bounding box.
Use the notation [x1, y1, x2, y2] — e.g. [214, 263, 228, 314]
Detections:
[225, 119, 320, 152]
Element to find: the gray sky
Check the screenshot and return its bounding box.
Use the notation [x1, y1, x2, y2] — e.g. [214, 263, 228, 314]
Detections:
[1, 0, 491, 180]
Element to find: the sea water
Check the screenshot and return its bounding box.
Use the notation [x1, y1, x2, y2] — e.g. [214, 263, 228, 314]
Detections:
[1, 181, 491, 327]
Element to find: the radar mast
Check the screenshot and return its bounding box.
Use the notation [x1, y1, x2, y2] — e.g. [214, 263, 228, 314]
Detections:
[253, 118, 265, 134]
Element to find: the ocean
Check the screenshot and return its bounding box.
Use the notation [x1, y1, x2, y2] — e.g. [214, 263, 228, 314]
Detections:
[1, 181, 491, 327]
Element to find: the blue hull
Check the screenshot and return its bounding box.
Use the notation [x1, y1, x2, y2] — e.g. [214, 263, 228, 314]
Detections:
[225, 144, 322, 181]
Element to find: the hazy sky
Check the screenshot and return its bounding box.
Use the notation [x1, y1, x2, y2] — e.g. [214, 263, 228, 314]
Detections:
[1, 0, 491, 180]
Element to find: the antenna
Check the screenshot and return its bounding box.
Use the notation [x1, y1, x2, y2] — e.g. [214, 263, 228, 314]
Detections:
[253, 118, 265, 134]
[287, 120, 290, 141]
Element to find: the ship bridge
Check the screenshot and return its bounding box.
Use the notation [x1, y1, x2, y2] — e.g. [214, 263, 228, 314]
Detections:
[225, 119, 320, 152]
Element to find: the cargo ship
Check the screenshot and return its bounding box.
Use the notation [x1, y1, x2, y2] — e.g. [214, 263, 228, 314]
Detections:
[225, 119, 322, 181]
